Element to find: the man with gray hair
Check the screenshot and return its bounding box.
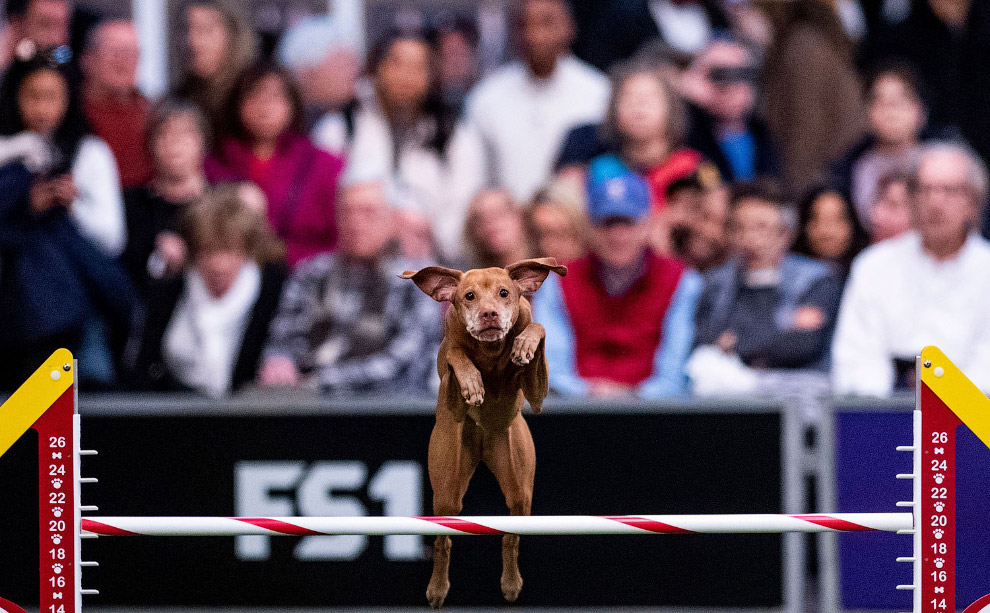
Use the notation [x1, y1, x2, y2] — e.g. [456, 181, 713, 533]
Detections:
[276, 15, 361, 156]
[833, 141, 990, 395]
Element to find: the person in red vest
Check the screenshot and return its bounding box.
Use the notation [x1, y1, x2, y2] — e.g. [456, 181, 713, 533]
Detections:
[534, 168, 701, 398]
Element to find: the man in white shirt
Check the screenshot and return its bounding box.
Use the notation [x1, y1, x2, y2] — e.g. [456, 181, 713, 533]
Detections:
[832, 141, 990, 396]
[466, 0, 610, 203]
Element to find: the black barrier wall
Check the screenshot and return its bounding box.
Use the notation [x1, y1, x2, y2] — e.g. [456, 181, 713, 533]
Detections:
[1, 395, 786, 608]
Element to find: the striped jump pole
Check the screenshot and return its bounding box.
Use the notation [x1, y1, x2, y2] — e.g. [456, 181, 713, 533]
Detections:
[79, 512, 912, 537]
[2, 346, 989, 613]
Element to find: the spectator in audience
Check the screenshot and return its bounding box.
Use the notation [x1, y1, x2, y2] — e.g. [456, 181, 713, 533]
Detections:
[3, 0, 71, 66]
[394, 206, 440, 265]
[663, 173, 705, 258]
[0, 51, 125, 257]
[555, 45, 687, 175]
[762, 0, 865, 194]
[685, 38, 780, 183]
[466, 0, 610, 202]
[81, 19, 151, 187]
[680, 179, 731, 272]
[525, 178, 589, 265]
[463, 188, 530, 269]
[595, 63, 700, 211]
[174, 0, 258, 139]
[688, 182, 842, 394]
[869, 171, 913, 243]
[0, 120, 134, 390]
[535, 170, 701, 398]
[574, 0, 730, 71]
[258, 180, 442, 394]
[861, 0, 971, 132]
[0, 50, 129, 386]
[833, 142, 990, 395]
[436, 15, 480, 113]
[345, 28, 484, 263]
[792, 186, 869, 277]
[126, 184, 286, 397]
[830, 63, 951, 228]
[122, 98, 209, 293]
[276, 14, 361, 156]
[205, 63, 344, 269]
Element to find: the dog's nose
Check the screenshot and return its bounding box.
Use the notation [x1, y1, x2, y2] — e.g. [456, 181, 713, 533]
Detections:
[480, 309, 499, 320]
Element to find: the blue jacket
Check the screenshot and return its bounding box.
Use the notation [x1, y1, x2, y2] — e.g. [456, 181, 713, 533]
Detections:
[0, 162, 136, 345]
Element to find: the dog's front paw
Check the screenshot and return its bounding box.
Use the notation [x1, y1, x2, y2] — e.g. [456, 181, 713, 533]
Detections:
[511, 334, 540, 366]
[458, 368, 485, 406]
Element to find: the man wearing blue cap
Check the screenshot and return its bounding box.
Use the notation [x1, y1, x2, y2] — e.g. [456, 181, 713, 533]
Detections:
[534, 169, 701, 398]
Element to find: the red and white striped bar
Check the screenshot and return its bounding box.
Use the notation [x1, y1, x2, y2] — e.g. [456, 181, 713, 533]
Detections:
[81, 513, 912, 537]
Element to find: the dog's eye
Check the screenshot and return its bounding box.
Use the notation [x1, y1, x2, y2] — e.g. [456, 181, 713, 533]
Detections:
[465, 291, 475, 301]
[499, 289, 509, 298]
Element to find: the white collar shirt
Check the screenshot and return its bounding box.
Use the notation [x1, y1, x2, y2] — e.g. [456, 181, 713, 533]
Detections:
[832, 231, 990, 396]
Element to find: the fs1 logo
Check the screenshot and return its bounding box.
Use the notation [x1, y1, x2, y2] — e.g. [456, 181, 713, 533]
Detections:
[234, 460, 423, 561]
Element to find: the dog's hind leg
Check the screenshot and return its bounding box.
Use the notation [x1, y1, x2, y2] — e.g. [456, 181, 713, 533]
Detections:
[427, 390, 479, 609]
[485, 414, 536, 603]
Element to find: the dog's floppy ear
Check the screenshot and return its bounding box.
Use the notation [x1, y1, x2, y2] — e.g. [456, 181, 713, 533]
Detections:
[506, 257, 568, 295]
[400, 266, 463, 302]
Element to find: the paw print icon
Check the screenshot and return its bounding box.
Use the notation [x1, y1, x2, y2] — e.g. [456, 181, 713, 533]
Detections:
[933, 473, 945, 484]
[52, 563, 63, 574]
[52, 506, 63, 517]
[934, 557, 945, 568]
[51, 534, 62, 545]
[51, 478, 63, 489]
[934, 501, 945, 512]
[933, 528, 944, 539]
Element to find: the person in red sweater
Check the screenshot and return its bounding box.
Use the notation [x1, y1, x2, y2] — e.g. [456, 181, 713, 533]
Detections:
[81, 19, 153, 187]
[534, 168, 701, 398]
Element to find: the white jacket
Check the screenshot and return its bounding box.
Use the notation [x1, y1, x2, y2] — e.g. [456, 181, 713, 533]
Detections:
[71, 136, 126, 257]
[344, 103, 485, 262]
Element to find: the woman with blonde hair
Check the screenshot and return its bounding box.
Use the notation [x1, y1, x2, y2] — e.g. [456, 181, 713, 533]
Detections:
[463, 188, 530, 269]
[525, 178, 589, 265]
[126, 183, 286, 397]
[174, 0, 258, 138]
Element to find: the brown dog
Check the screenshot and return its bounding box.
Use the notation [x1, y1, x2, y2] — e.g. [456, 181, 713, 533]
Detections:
[402, 258, 567, 609]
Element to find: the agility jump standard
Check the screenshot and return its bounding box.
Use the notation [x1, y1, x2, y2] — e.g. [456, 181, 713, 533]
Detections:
[1, 346, 988, 613]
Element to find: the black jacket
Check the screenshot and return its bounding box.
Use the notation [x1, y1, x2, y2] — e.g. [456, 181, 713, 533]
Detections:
[125, 262, 286, 392]
[685, 104, 781, 183]
[574, 0, 729, 71]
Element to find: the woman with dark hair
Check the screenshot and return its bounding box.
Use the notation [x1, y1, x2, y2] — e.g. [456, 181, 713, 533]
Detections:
[829, 62, 956, 229]
[122, 97, 210, 292]
[205, 63, 344, 269]
[761, 0, 865, 195]
[792, 186, 869, 277]
[0, 50, 125, 257]
[345, 28, 484, 263]
[174, 0, 258, 137]
[0, 51, 134, 388]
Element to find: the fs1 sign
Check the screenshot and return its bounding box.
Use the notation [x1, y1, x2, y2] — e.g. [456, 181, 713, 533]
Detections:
[234, 460, 425, 561]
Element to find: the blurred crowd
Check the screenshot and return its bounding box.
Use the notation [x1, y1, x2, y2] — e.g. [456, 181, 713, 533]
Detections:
[1, 0, 990, 403]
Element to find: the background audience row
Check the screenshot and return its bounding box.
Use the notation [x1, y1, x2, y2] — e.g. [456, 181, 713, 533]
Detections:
[1, 0, 988, 403]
